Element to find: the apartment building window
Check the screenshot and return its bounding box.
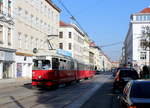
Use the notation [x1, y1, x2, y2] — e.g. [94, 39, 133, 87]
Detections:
[0, 25, 3, 44]
[69, 32, 72, 38]
[68, 43, 72, 50]
[48, 8, 50, 17]
[36, 17, 39, 25]
[48, 24, 50, 32]
[0, 0, 3, 13]
[59, 32, 63, 38]
[18, 32, 21, 48]
[31, 14, 33, 23]
[45, 5, 47, 15]
[8, 28, 11, 45]
[25, 10, 28, 20]
[8, 0, 11, 16]
[40, 39, 43, 49]
[24, 34, 27, 49]
[36, 39, 38, 49]
[59, 43, 63, 49]
[140, 52, 146, 60]
[18, 7, 22, 16]
[40, 20, 43, 29]
[31, 37, 33, 50]
[140, 38, 147, 49]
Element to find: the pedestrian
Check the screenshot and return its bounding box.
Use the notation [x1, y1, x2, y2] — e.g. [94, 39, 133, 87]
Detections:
[142, 65, 149, 79]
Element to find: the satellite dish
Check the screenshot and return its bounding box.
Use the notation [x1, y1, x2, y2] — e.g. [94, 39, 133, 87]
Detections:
[33, 48, 38, 53]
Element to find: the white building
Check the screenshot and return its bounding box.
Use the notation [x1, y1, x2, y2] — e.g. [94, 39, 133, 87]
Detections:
[99, 52, 112, 71]
[59, 21, 87, 63]
[0, 0, 16, 79]
[0, 0, 60, 79]
[124, 7, 150, 69]
[59, 21, 111, 70]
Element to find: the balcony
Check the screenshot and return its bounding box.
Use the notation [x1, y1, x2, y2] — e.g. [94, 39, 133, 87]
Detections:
[0, 11, 14, 25]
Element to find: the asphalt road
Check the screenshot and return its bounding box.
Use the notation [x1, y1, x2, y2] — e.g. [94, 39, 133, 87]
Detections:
[0, 74, 111, 108]
[81, 78, 121, 108]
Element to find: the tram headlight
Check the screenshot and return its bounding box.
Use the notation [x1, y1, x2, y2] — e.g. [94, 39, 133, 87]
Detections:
[38, 75, 42, 79]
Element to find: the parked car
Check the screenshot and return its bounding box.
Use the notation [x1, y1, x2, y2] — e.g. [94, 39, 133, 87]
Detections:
[119, 80, 150, 108]
[113, 68, 139, 92]
[112, 68, 117, 77]
[112, 67, 126, 77]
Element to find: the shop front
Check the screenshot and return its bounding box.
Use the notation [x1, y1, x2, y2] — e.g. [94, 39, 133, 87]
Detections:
[0, 48, 16, 79]
[15, 52, 33, 79]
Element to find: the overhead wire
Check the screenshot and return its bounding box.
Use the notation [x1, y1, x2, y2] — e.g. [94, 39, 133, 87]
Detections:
[99, 35, 145, 48]
[56, 0, 88, 35]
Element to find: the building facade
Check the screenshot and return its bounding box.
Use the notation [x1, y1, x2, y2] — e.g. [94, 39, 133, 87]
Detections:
[124, 7, 150, 70]
[59, 21, 86, 63]
[59, 21, 112, 70]
[10, 0, 60, 79]
[0, 0, 16, 79]
[99, 52, 112, 71]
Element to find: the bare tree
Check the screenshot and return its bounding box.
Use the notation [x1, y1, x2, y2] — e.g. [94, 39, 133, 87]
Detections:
[140, 26, 150, 65]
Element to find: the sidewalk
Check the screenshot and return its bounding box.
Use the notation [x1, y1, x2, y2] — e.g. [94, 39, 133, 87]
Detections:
[0, 78, 31, 89]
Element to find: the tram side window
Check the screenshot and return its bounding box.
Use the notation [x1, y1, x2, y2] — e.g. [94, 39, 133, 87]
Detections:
[70, 61, 74, 70]
[59, 59, 67, 70]
[52, 58, 59, 70]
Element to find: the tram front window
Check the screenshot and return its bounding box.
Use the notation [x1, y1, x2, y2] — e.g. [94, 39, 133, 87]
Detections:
[33, 60, 51, 70]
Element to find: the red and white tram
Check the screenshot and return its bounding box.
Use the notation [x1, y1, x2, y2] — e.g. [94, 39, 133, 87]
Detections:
[32, 55, 96, 88]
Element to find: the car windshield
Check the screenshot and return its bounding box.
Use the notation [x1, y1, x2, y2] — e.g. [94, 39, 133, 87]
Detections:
[120, 70, 138, 79]
[130, 82, 150, 98]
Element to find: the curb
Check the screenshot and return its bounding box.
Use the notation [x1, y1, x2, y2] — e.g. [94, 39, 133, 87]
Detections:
[0, 79, 31, 89]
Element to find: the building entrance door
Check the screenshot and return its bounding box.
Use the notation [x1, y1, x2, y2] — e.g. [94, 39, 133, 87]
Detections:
[3, 62, 10, 79]
[17, 63, 22, 77]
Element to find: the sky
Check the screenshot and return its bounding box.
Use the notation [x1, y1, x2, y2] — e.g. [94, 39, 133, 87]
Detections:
[52, 0, 150, 61]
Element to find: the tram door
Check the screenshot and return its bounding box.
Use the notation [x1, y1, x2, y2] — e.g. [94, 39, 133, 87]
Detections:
[52, 58, 59, 70]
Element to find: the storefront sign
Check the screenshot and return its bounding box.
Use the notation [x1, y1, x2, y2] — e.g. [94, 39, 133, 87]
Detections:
[4, 52, 14, 61]
[36, 56, 46, 60]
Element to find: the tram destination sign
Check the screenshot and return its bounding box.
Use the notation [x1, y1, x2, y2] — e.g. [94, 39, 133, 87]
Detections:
[36, 56, 46, 60]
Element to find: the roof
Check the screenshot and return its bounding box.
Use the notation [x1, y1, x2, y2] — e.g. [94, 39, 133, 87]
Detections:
[60, 21, 85, 37]
[60, 21, 71, 26]
[140, 7, 150, 13]
[133, 80, 150, 84]
[45, 0, 61, 12]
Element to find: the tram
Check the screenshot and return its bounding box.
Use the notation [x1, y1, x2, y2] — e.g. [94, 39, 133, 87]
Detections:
[32, 55, 96, 88]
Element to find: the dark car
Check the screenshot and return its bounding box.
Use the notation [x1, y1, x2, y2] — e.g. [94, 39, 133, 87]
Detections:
[96, 70, 101, 74]
[113, 68, 139, 92]
[119, 80, 150, 108]
[112, 68, 118, 77]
